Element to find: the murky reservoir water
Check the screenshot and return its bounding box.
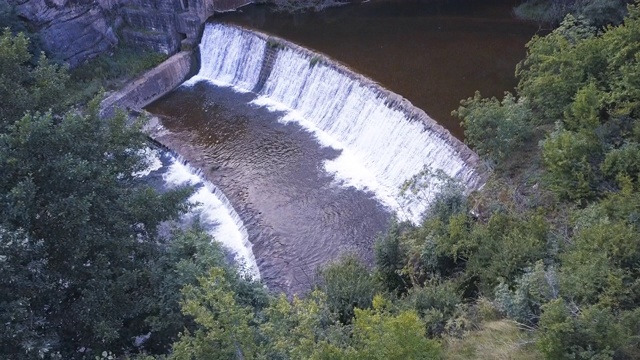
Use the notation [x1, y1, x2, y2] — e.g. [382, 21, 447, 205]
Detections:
[146, 1, 536, 294]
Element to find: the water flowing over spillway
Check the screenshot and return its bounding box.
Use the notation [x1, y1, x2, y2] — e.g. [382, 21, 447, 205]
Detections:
[186, 25, 265, 90]
[140, 147, 260, 279]
[191, 23, 484, 223]
[163, 154, 260, 279]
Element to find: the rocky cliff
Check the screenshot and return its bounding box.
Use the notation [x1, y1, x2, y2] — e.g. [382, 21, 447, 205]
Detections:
[8, 0, 252, 67]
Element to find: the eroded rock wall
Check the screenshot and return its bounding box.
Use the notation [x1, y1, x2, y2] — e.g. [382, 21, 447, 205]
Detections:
[8, 0, 252, 67]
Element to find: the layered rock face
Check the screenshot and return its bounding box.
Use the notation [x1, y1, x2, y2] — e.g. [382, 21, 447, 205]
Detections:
[9, 0, 252, 67]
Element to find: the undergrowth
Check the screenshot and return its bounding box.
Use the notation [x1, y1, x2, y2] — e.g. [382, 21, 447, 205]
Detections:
[68, 46, 167, 104]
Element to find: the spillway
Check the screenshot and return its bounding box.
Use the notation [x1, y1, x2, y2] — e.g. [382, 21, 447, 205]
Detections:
[190, 23, 484, 223]
[147, 22, 486, 293]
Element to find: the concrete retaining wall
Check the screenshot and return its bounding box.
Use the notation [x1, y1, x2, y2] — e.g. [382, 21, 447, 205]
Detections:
[100, 51, 198, 118]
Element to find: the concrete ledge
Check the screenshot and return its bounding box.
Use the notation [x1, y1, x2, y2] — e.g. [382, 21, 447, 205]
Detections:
[100, 51, 198, 118]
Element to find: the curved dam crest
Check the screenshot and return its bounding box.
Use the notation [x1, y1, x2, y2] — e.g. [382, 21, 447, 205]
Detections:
[146, 22, 488, 293]
[187, 23, 486, 223]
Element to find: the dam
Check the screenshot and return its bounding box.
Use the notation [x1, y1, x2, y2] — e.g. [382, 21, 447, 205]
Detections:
[145, 2, 535, 294]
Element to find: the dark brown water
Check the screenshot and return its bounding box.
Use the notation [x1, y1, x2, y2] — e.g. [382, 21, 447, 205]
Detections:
[147, 1, 537, 294]
[148, 83, 392, 294]
[219, 0, 538, 138]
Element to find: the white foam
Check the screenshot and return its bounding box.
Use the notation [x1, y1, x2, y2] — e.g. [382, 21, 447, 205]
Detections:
[132, 147, 163, 177]
[163, 154, 260, 279]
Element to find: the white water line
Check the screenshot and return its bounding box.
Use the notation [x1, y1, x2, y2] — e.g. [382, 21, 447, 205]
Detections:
[138, 147, 260, 279]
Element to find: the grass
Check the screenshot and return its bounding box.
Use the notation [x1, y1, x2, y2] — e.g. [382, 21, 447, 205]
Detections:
[443, 320, 542, 360]
[67, 46, 168, 104]
[266, 38, 284, 49]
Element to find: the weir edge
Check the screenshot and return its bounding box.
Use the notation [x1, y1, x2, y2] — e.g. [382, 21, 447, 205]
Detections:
[218, 22, 489, 191]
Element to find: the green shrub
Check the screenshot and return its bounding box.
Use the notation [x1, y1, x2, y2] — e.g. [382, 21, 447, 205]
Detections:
[401, 280, 462, 336]
[316, 255, 377, 324]
[453, 91, 532, 165]
[375, 220, 410, 294]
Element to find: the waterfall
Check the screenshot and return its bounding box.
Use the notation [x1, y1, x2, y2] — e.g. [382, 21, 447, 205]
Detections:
[160, 150, 260, 279]
[190, 22, 484, 224]
[184, 24, 265, 90]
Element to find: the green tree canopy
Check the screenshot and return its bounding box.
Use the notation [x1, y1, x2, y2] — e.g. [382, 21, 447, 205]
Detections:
[0, 28, 69, 130]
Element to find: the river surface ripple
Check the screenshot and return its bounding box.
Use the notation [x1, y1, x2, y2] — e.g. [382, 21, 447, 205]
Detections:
[147, 83, 391, 294]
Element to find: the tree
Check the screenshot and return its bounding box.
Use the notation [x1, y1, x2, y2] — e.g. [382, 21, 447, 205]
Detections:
[0, 28, 69, 130]
[374, 220, 410, 295]
[257, 290, 346, 359]
[537, 299, 630, 360]
[560, 220, 640, 308]
[0, 229, 56, 358]
[170, 268, 258, 360]
[400, 280, 462, 337]
[453, 91, 532, 164]
[516, 15, 603, 124]
[144, 226, 268, 353]
[347, 296, 442, 360]
[0, 97, 192, 357]
[316, 255, 377, 324]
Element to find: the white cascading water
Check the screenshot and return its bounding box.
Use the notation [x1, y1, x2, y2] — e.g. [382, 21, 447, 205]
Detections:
[164, 154, 260, 279]
[184, 24, 265, 90]
[190, 23, 481, 224]
[139, 147, 260, 279]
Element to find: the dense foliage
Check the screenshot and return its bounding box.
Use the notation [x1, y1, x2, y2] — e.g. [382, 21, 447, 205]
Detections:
[0, 29, 265, 359]
[514, 0, 634, 27]
[446, 3, 640, 358]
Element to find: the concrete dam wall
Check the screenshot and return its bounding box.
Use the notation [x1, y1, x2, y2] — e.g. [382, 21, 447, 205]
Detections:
[189, 23, 487, 223]
[100, 51, 197, 118]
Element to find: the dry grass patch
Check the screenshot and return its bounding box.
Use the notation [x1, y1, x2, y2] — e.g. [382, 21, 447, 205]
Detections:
[443, 320, 541, 360]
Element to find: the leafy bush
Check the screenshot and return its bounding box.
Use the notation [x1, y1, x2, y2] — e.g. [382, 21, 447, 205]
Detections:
[453, 91, 532, 165]
[0, 29, 69, 129]
[317, 255, 377, 324]
[400, 280, 462, 336]
[537, 299, 630, 360]
[375, 220, 410, 294]
[494, 261, 559, 325]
